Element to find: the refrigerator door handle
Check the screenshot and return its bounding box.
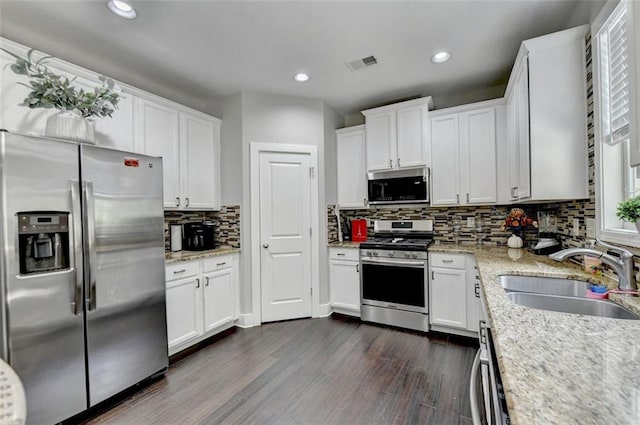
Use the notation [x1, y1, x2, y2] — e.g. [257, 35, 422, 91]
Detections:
[71, 180, 83, 316]
[83, 181, 98, 311]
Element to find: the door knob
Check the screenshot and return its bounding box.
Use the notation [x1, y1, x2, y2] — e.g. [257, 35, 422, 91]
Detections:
[263, 243, 269, 248]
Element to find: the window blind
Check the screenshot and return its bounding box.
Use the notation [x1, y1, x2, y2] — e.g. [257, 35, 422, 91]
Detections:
[600, 3, 630, 146]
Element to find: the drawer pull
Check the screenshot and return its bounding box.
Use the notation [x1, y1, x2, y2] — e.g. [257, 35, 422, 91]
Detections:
[337, 253, 345, 256]
[474, 282, 480, 298]
[441, 259, 454, 263]
[217, 262, 227, 266]
[173, 269, 186, 274]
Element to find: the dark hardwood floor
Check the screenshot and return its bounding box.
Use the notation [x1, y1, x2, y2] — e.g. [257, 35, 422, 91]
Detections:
[82, 315, 478, 425]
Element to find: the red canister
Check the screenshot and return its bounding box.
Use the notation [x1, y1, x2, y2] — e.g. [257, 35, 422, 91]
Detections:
[351, 219, 368, 242]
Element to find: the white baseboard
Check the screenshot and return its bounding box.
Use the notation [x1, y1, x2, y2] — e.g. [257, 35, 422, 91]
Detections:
[236, 313, 260, 328]
[316, 303, 332, 317]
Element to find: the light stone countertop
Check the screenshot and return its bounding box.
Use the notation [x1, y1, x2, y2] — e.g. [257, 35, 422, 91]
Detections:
[327, 241, 361, 248]
[430, 243, 640, 425]
[165, 246, 240, 264]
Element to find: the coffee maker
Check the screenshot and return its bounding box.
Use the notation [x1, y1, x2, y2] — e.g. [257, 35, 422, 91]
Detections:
[182, 221, 215, 251]
[18, 212, 70, 275]
[532, 211, 561, 255]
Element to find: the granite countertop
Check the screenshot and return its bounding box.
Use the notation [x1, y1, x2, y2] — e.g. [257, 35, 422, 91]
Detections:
[328, 241, 361, 248]
[165, 246, 240, 264]
[430, 243, 640, 425]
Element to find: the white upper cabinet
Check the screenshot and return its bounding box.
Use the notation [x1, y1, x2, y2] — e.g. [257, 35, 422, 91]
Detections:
[336, 125, 368, 208]
[504, 25, 589, 202]
[430, 100, 501, 206]
[362, 97, 432, 173]
[180, 112, 220, 210]
[134, 98, 181, 208]
[73, 75, 135, 152]
[396, 102, 428, 168]
[461, 107, 498, 204]
[363, 111, 395, 171]
[0, 37, 221, 211]
[430, 113, 460, 205]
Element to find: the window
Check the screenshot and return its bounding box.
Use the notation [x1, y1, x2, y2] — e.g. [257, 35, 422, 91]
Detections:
[596, 0, 640, 246]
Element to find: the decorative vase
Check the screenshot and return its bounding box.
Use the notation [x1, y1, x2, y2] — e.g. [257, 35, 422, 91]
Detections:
[507, 248, 524, 260]
[507, 234, 524, 248]
[45, 111, 95, 144]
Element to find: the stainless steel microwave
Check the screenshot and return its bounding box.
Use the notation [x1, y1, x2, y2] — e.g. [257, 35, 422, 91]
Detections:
[367, 167, 429, 205]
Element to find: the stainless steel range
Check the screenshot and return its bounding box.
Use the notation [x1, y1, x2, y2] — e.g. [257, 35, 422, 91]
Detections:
[359, 219, 434, 332]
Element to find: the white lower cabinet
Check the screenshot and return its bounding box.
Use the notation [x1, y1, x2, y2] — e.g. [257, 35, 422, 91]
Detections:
[429, 252, 480, 337]
[165, 253, 239, 355]
[203, 267, 235, 333]
[329, 248, 360, 316]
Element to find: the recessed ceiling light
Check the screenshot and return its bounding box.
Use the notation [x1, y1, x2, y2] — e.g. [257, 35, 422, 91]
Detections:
[431, 51, 451, 64]
[293, 73, 310, 83]
[107, 0, 137, 19]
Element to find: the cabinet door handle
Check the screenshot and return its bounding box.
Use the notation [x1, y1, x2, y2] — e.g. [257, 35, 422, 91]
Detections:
[364, 197, 368, 206]
[195, 278, 200, 288]
[431, 270, 435, 280]
[175, 197, 180, 207]
[474, 282, 480, 298]
[185, 197, 190, 207]
[173, 269, 186, 275]
[397, 158, 401, 167]
[511, 187, 518, 199]
[205, 277, 210, 287]
[466, 193, 469, 203]
[389, 159, 393, 168]
[263, 243, 269, 248]
[217, 262, 227, 266]
[456, 194, 460, 204]
[356, 264, 360, 272]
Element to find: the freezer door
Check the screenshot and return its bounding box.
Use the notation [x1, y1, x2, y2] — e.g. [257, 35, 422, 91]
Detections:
[0, 133, 87, 425]
[80, 145, 168, 406]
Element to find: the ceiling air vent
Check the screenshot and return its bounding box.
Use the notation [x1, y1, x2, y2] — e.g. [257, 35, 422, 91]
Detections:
[346, 55, 378, 72]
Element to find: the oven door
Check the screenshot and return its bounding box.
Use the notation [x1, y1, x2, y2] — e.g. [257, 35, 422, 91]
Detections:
[360, 257, 427, 313]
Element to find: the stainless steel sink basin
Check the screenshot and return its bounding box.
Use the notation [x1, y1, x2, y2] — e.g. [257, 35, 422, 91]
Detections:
[506, 292, 639, 320]
[499, 275, 592, 297]
[499, 275, 640, 320]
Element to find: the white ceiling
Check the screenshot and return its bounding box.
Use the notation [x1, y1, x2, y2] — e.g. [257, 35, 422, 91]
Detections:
[0, 0, 604, 118]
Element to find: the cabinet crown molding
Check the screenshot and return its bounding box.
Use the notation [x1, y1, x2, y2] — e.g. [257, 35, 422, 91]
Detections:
[361, 96, 433, 116]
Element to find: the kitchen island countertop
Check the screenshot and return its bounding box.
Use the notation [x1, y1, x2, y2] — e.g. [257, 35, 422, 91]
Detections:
[430, 243, 640, 425]
[165, 246, 240, 264]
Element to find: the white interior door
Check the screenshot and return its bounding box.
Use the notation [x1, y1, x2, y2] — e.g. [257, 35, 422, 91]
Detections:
[259, 151, 312, 322]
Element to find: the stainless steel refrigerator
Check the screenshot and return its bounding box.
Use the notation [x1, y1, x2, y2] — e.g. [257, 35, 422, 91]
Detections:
[0, 132, 168, 425]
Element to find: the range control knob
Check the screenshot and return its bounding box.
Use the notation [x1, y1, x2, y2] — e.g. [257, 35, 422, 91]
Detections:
[411, 253, 419, 259]
[388, 252, 395, 258]
[366, 251, 372, 257]
[373, 251, 379, 257]
[404, 253, 411, 258]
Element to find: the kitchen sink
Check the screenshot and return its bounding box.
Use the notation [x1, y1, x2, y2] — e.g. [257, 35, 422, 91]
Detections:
[499, 275, 640, 320]
[506, 292, 640, 320]
[499, 274, 592, 297]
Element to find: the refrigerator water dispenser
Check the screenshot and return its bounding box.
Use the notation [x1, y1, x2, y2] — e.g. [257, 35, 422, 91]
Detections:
[18, 212, 70, 275]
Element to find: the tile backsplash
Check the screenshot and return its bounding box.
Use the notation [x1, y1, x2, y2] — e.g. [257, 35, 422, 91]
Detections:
[328, 204, 540, 247]
[164, 205, 240, 250]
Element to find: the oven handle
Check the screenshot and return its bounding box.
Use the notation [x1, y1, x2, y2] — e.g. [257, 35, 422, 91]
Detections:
[360, 258, 425, 268]
[470, 350, 483, 425]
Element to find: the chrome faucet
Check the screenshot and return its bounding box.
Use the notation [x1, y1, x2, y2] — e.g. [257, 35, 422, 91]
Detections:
[548, 239, 637, 292]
